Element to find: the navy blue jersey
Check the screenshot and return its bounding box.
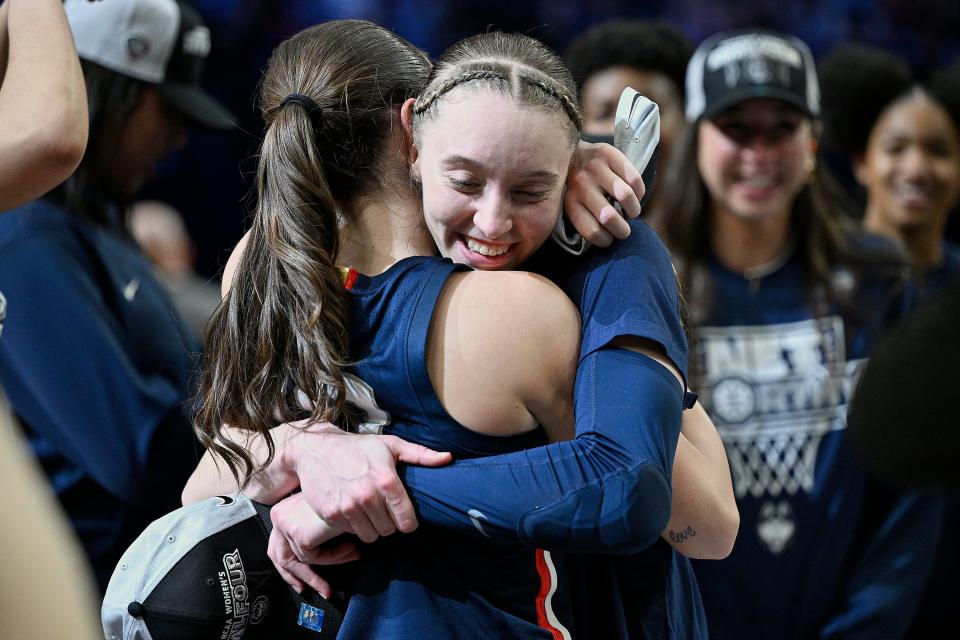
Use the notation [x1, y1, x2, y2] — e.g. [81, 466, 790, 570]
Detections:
[562, 540, 706, 640]
[689, 240, 943, 640]
[533, 219, 689, 381]
[335, 256, 566, 639]
[345, 257, 545, 457]
[921, 239, 960, 297]
[397, 219, 703, 638]
[0, 200, 201, 590]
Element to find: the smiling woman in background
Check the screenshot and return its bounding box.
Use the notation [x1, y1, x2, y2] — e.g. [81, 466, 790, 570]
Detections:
[651, 29, 943, 640]
[820, 43, 960, 640]
[820, 44, 960, 294]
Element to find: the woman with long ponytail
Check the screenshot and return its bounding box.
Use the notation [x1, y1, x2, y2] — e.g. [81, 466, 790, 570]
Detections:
[196, 21, 431, 479]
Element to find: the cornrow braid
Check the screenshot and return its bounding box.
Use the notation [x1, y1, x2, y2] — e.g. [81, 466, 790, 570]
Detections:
[411, 32, 582, 146]
[414, 66, 583, 131]
[520, 74, 583, 130]
[413, 69, 509, 114]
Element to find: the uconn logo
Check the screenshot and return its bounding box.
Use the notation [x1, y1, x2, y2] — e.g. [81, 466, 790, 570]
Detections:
[0, 291, 6, 337]
[183, 26, 211, 57]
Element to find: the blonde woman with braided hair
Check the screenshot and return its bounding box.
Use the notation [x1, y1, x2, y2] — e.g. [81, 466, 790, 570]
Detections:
[183, 23, 734, 639]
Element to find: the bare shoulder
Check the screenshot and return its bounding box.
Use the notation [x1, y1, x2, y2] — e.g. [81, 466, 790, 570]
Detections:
[427, 270, 580, 438]
[221, 231, 251, 298]
[446, 270, 580, 338]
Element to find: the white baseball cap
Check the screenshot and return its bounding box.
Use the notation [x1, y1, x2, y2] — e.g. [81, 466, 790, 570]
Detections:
[65, 0, 235, 129]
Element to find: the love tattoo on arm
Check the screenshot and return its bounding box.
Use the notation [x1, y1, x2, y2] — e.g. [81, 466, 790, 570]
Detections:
[668, 526, 697, 544]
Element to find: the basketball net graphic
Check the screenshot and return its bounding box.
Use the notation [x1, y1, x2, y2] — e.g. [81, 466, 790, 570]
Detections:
[724, 418, 833, 499]
[692, 318, 866, 553]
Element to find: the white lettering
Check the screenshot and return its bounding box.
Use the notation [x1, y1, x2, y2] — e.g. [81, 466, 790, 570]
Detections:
[699, 319, 841, 381]
[693, 319, 863, 500]
[183, 26, 211, 57]
[221, 550, 251, 639]
[706, 34, 802, 71]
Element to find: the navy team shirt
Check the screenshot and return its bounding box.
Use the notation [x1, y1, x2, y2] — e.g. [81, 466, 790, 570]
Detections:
[0, 200, 201, 591]
[391, 219, 705, 638]
[334, 256, 561, 638]
[540, 220, 706, 640]
[922, 239, 960, 295]
[689, 236, 942, 639]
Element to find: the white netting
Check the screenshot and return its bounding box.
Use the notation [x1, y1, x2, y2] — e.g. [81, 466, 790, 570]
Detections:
[726, 422, 831, 499]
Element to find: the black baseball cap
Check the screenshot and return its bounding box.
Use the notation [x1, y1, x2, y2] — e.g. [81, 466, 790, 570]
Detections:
[65, 0, 235, 129]
[101, 495, 344, 639]
[685, 30, 820, 121]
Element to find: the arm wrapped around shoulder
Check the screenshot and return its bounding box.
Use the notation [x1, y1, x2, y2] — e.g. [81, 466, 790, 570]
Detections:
[517, 349, 679, 551]
[403, 348, 682, 553]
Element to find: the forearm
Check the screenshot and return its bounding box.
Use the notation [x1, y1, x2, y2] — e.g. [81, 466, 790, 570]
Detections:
[0, 0, 87, 209]
[182, 450, 243, 505]
[661, 424, 739, 559]
[7, 0, 87, 128]
[402, 349, 682, 553]
[182, 423, 302, 505]
[660, 402, 738, 558]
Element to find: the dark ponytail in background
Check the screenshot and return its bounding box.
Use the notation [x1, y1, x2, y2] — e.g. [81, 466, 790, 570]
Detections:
[195, 20, 431, 483]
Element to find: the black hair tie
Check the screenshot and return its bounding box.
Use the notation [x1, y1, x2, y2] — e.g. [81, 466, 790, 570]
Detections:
[279, 93, 323, 123]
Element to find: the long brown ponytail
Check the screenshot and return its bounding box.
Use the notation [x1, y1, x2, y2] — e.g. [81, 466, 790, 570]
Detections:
[195, 20, 431, 483]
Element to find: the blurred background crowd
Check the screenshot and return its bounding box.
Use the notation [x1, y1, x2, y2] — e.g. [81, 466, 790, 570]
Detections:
[151, 0, 960, 283]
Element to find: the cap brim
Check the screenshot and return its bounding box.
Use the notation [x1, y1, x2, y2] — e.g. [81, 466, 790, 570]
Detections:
[701, 86, 817, 120]
[159, 83, 236, 130]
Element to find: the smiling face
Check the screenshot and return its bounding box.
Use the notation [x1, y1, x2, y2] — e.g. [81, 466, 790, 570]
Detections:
[411, 88, 576, 270]
[697, 98, 816, 225]
[856, 90, 960, 235]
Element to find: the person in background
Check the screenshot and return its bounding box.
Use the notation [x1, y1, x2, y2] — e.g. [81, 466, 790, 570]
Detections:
[130, 199, 221, 341]
[847, 277, 960, 491]
[820, 44, 960, 640]
[650, 29, 942, 639]
[0, 1, 102, 637]
[0, 0, 88, 212]
[820, 44, 960, 294]
[564, 19, 692, 167]
[0, 0, 234, 592]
